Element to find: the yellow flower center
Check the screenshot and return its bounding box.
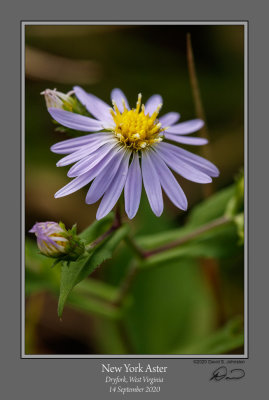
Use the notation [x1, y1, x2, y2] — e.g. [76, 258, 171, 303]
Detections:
[110, 93, 165, 151]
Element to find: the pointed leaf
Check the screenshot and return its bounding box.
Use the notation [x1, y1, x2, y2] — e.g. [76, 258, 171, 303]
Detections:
[58, 225, 129, 317]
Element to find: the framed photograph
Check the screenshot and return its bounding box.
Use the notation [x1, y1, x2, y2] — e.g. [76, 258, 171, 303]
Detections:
[23, 23, 246, 364]
[1, 0, 268, 393]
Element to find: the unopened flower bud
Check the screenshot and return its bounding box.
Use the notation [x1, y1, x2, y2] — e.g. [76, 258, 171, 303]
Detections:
[41, 89, 75, 111]
[29, 221, 84, 261]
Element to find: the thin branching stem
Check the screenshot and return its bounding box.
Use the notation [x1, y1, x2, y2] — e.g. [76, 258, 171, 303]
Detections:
[186, 33, 213, 198]
[187, 33, 226, 326]
[85, 208, 122, 251]
[114, 216, 231, 308]
[124, 235, 146, 260]
[143, 216, 230, 258]
[113, 261, 139, 307]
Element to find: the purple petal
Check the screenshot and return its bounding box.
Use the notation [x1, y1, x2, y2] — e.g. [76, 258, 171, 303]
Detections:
[48, 108, 103, 132]
[86, 148, 125, 204]
[73, 86, 113, 122]
[159, 112, 180, 127]
[141, 151, 163, 217]
[111, 88, 130, 112]
[160, 142, 219, 177]
[54, 169, 99, 198]
[144, 94, 163, 116]
[56, 137, 114, 167]
[96, 152, 131, 220]
[150, 151, 188, 211]
[165, 133, 208, 146]
[124, 153, 142, 219]
[50, 133, 109, 154]
[67, 141, 118, 177]
[55, 148, 125, 198]
[166, 119, 204, 135]
[156, 145, 212, 184]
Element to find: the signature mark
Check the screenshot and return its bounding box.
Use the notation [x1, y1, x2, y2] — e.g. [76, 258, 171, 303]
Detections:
[210, 366, 245, 381]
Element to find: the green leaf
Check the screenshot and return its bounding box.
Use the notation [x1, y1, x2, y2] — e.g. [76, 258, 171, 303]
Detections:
[135, 184, 243, 270]
[78, 213, 114, 244]
[141, 221, 239, 268]
[137, 185, 235, 250]
[67, 292, 121, 320]
[172, 317, 244, 354]
[78, 225, 129, 282]
[187, 185, 235, 228]
[26, 235, 121, 302]
[73, 278, 119, 303]
[123, 257, 216, 354]
[58, 224, 129, 317]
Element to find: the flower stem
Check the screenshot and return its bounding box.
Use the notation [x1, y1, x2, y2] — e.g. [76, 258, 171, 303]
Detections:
[186, 33, 213, 198]
[117, 319, 136, 354]
[114, 216, 231, 307]
[124, 235, 146, 260]
[186, 33, 208, 136]
[143, 216, 230, 258]
[187, 33, 225, 326]
[113, 261, 139, 307]
[85, 210, 122, 251]
[85, 226, 115, 250]
[200, 258, 226, 326]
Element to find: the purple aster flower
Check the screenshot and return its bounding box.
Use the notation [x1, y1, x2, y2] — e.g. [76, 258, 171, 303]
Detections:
[47, 87, 219, 220]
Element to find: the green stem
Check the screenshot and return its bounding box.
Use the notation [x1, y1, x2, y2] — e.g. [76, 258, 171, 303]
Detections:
[85, 210, 122, 251]
[186, 33, 213, 198]
[187, 34, 225, 326]
[85, 226, 116, 251]
[186, 33, 208, 136]
[143, 216, 230, 258]
[124, 235, 146, 260]
[117, 318, 136, 354]
[115, 216, 230, 308]
[113, 261, 139, 307]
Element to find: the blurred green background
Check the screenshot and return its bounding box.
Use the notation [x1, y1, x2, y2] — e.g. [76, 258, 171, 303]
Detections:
[25, 24, 244, 355]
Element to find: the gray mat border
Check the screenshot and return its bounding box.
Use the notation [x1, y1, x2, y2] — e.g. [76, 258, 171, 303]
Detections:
[2, 1, 265, 395]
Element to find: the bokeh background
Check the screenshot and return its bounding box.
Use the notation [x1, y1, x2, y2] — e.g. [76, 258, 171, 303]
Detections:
[25, 24, 244, 355]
